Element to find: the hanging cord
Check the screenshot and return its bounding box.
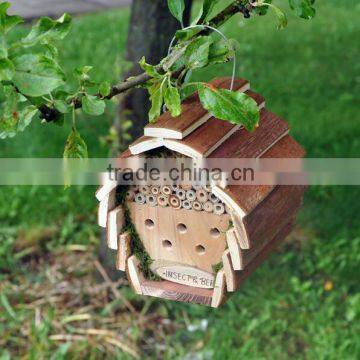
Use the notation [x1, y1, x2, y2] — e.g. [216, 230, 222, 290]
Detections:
[167, 25, 237, 91]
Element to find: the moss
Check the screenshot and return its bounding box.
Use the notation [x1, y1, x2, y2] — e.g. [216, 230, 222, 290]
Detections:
[117, 186, 160, 281]
[212, 262, 223, 274]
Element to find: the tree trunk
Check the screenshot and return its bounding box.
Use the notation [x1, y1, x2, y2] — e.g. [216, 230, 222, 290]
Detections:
[99, 0, 193, 280]
[119, 0, 193, 141]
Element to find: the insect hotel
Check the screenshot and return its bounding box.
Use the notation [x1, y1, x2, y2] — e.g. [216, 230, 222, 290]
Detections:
[96, 77, 306, 307]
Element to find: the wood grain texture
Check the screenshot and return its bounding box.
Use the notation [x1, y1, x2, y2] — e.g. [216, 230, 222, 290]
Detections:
[222, 249, 236, 292]
[226, 228, 243, 270]
[126, 256, 144, 295]
[116, 232, 132, 272]
[127, 202, 230, 273]
[97, 189, 116, 228]
[211, 269, 227, 308]
[141, 280, 213, 305]
[144, 77, 249, 139]
[233, 219, 295, 290]
[106, 205, 125, 250]
[95, 179, 118, 202]
[213, 135, 306, 219]
[242, 185, 306, 251]
[129, 89, 265, 158]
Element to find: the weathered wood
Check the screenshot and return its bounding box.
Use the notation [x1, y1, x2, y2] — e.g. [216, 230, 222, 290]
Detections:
[226, 228, 243, 270]
[141, 280, 213, 305]
[211, 269, 227, 308]
[150, 260, 215, 288]
[126, 256, 144, 295]
[98, 189, 116, 228]
[222, 249, 236, 292]
[233, 219, 295, 290]
[106, 205, 125, 250]
[127, 202, 230, 273]
[144, 78, 249, 139]
[116, 232, 132, 271]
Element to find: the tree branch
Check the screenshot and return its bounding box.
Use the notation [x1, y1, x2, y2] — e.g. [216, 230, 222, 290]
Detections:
[38, 0, 252, 122]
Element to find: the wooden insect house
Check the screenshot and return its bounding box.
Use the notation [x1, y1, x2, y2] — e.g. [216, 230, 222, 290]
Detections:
[96, 77, 306, 307]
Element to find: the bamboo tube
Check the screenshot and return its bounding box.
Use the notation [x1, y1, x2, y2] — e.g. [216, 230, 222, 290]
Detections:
[185, 190, 196, 201]
[192, 201, 202, 211]
[161, 185, 172, 196]
[180, 184, 192, 191]
[146, 194, 158, 207]
[196, 189, 208, 203]
[158, 194, 169, 207]
[204, 185, 212, 192]
[169, 195, 181, 209]
[175, 189, 186, 200]
[181, 200, 192, 210]
[139, 185, 150, 195]
[135, 193, 146, 205]
[214, 203, 225, 215]
[171, 185, 180, 192]
[125, 190, 135, 201]
[209, 193, 220, 203]
[203, 201, 214, 213]
[150, 186, 160, 195]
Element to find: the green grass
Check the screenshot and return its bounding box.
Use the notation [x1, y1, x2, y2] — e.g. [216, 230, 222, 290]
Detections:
[0, 0, 359, 358]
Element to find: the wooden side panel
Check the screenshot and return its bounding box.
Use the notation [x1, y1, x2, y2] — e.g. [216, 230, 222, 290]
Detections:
[211, 269, 227, 308]
[97, 189, 116, 228]
[234, 219, 295, 290]
[126, 256, 144, 295]
[242, 185, 306, 249]
[116, 232, 132, 271]
[144, 77, 249, 139]
[222, 249, 236, 292]
[141, 280, 213, 306]
[106, 205, 125, 250]
[226, 228, 243, 270]
[214, 135, 306, 218]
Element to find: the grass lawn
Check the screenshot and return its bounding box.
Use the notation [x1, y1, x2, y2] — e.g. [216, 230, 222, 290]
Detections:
[0, 0, 359, 358]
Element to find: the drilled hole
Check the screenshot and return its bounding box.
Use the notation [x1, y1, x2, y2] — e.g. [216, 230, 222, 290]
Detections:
[177, 223, 187, 234]
[145, 219, 154, 229]
[210, 228, 220, 238]
[196, 245, 206, 255]
[162, 240, 173, 249]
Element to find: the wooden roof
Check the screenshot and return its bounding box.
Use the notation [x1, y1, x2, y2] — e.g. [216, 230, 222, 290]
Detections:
[102, 77, 305, 219]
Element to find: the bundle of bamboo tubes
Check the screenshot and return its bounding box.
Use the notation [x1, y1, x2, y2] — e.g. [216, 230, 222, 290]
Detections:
[126, 184, 227, 215]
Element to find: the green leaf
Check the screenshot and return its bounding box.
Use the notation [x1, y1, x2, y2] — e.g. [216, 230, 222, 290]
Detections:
[0, 2, 23, 34]
[175, 25, 205, 41]
[82, 94, 105, 116]
[208, 39, 236, 65]
[12, 54, 66, 97]
[202, 0, 220, 22]
[164, 84, 181, 117]
[99, 81, 111, 97]
[54, 99, 71, 114]
[191, 7, 203, 26]
[0, 85, 18, 139]
[22, 13, 72, 46]
[73, 65, 93, 83]
[289, 0, 316, 19]
[139, 57, 161, 78]
[63, 128, 88, 158]
[17, 105, 38, 132]
[148, 81, 165, 123]
[268, 4, 288, 30]
[0, 116, 17, 139]
[0, 58, 14, 81]
[184, 36, 212, 70]
[0, 34, 7, 58]
[198, 84, 260, 131]
[167, 0, 185, 24]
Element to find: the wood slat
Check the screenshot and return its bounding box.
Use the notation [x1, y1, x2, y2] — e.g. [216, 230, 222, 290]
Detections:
[211, 269, 227, 308]
[106, 205, 125, 250]
[144, 77, 250, 139]
[97, 189, 116, 228]
[213, 135, 305, 218]
[233, 219, 295, 291]
[130, 90, 265, 158]
[116, 232, 132, 272]
[141, 280, 213, 306]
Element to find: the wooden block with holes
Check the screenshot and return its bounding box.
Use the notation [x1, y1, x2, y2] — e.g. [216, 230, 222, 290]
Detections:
[95, 77, 307, 307]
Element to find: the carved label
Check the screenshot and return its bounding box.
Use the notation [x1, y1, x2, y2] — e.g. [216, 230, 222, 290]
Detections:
[153, 263, 215, 289]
